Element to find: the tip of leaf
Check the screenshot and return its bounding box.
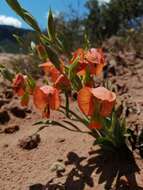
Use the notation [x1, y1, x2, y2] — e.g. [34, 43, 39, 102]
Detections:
[48, 8, 53, 18]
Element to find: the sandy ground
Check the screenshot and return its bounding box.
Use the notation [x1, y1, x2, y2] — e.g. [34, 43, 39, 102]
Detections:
[0, 53, 143, 190]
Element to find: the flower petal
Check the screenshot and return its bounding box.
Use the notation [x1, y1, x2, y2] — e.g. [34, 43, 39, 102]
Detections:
[12, 73, 27, 96]
[90, 87, 116, 117]
[100, 100, 115, 117]
[85, 48, 105, 75]
[71, 48, 85, 64]
[77, 87, 94, 116]
[39, 61, 53, 73]
[86, 48, 105, 65]
[33, 85, 60, 111]
[49, 88, 60, 110]
[50, 67, 61, 82]
[94, 63, 104, 75]
[70, 48, 87, 74]
[90, 87, 115, 101]
[39, 61, 60, 82]
[33, 86, 48, 110]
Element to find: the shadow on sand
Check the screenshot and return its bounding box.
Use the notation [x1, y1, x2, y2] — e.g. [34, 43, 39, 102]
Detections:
[29, 147, 143, 190]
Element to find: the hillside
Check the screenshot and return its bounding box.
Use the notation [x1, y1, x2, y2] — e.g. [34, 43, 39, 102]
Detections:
[0, 25, 34, 53]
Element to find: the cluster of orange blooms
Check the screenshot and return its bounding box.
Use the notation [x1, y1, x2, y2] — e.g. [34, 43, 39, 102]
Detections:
[12, 47, 116, 129]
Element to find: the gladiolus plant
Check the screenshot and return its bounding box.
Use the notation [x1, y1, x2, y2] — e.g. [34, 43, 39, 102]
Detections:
[5, 0, 132, 152]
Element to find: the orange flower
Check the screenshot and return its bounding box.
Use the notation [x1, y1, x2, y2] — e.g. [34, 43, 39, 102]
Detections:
[33, 85, 60, 118]
[40, 61, 71, 91]
[54, 74, 71, 91]
[39, 61, 61, 82]
[71, 48, 85, 64]
[85, 48, 105, 75]
[70, 48, 105, 76]
[12, 73, 27, 96]
[78, 87, 116, 117]
[70, 48, 87, 74]
[85, 48, 104, 65]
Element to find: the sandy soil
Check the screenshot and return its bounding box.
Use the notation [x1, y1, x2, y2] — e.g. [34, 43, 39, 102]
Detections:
[0, 52, 143, 190]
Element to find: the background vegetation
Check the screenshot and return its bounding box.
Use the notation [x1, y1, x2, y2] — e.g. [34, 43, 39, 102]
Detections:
[0, 0, 143, 53]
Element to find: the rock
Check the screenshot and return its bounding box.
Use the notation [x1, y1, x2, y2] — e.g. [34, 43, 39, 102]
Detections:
[4, 125, 19, 134]
[0, 128, 3, 133]
[57, 159, 63, 162]
[27, 116, 31, 120]
[25, 109, 32, 114]
[0, 99, 9, 108]
[55, 138, 65, 143]
[0, 110, 10, 124]
[19, 134, 41, 150]
[104, 63, 116, 78]
[50, 162, 65, 173]
[10, 106, 26, 118]
[116, 83, 128, 95]
[3, 144, 9, 148]
[4, 90, 13, 99]
[88, 147, 96, 155]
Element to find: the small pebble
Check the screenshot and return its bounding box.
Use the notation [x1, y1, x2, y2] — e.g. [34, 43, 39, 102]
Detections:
[19, 134, 41, 150]
[55, 138, 65, 143]
[4, 125, 19, 134]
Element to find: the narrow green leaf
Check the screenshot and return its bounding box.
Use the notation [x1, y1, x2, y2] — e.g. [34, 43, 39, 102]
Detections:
[21, 91, 29, 106]
[84, 67, 91, 85]
[83, 33, 90, 50]
[113, 117, 126, 147]
[22, 9, 41, 32]
[6, 0, 23, 15]
[0, 68, 14, 81]
[55, 37, 65, 52]
[94, 137, 115, 151]
[27, 76, 36, 90]
[45, 46, 61, 70]
[68, 56, 82, 90]
[33, 121, 45, 126]
[71, 75, 82, 91]
[47, 9, 56, 41]
[40, 34, 51, 45]
[68, 56, 79, 79]
[13, 34, 24, 45]
[6, 0, 41, 32]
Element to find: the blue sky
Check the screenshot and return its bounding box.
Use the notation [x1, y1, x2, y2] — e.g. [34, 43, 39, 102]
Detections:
[0, 0, 109, 29]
